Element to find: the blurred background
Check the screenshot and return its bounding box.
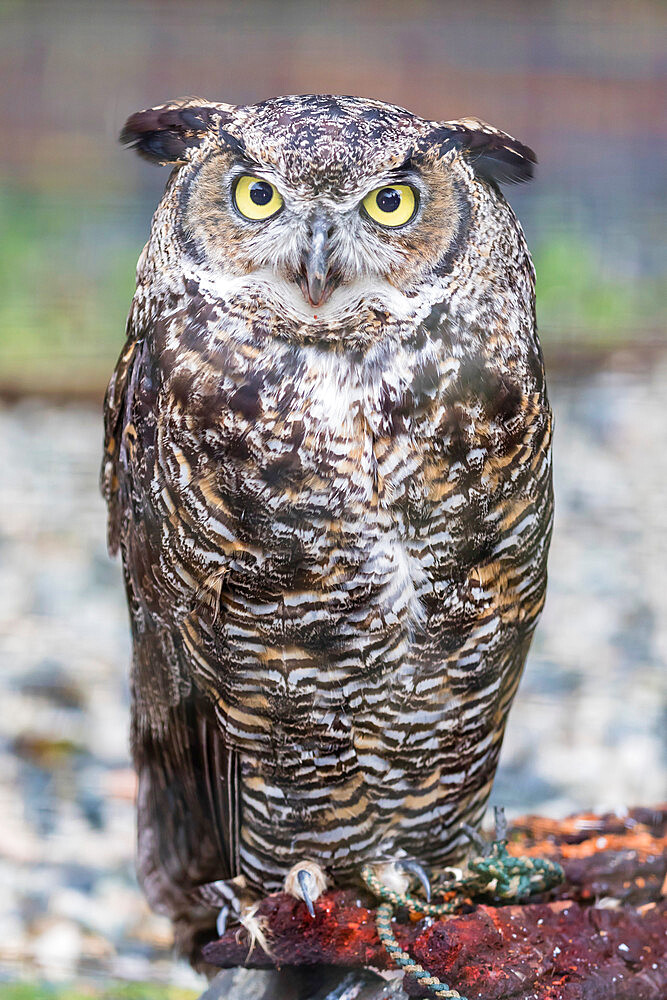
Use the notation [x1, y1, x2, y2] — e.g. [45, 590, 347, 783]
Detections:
[0, 1, 665, 996]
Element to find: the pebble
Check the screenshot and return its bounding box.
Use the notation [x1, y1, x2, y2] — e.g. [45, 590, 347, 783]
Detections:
[29, 919, 83, 981]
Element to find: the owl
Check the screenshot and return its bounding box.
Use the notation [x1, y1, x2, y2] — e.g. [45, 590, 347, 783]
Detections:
[102, 94, 552, 963]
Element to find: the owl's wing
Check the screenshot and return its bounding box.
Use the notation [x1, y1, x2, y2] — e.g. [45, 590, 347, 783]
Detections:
[134, 672, 241, 921]
[101, 326, 139, 556]
[101, 324, 241, 930]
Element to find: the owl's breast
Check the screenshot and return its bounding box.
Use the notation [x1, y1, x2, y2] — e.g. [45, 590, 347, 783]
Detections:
[156, 324, 549, 587]
[141, 321, 550, 744]
[156, 341, 394, 601]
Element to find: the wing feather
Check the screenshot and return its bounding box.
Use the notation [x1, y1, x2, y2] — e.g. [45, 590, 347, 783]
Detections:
[101, 315, 241, 920]
[101, 328, 139, 555]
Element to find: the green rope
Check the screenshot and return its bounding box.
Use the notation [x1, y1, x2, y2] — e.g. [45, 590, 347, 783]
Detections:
[361, 836, 564, 1000]
[465, 840, 564, 901]
[361, 864, 460, 919]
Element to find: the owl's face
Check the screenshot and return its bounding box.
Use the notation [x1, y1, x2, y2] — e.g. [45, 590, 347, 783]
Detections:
[123, 95, 535, 324]
[181, 99, 462, 309]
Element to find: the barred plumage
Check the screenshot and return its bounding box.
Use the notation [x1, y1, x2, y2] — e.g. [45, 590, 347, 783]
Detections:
[102, 94, 552, 959]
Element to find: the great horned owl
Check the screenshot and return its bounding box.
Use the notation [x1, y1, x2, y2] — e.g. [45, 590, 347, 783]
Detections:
[102, 94, 552, 961]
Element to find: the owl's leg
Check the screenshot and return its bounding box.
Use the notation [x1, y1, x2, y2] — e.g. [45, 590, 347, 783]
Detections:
[283, 859, 329, 916]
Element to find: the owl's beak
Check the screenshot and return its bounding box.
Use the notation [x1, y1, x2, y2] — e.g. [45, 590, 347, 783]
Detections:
[300, 217, 334, 307]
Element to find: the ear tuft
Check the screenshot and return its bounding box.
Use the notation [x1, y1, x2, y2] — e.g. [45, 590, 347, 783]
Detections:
[120, 98, 233, 164]
[427, 118, 537, 185]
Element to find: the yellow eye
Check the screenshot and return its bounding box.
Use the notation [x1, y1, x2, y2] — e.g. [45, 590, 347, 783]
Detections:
[234, 175, 283, 221]
[362, 184, 417, 228]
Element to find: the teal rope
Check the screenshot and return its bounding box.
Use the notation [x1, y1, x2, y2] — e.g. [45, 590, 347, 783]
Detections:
[460, 837, 564, 900]
[374, 899, 465, 999]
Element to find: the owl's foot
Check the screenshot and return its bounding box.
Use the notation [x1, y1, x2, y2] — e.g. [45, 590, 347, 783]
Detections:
[461, 804, 509, 857]
[186, 876, 248, 938]
[283, 859, 328, 917]
[396, 858, 432, 901]
[370, 856, 432, 902]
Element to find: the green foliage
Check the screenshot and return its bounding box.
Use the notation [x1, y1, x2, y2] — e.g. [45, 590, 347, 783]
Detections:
[0, 185, 137, 385]
[534, 236, 663, 342]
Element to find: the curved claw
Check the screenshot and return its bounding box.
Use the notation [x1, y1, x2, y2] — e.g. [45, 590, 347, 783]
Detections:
[494, 805, 508, 843]
[461, 822, 489, 855]
[297, 868, 316, 918]
[216, 903, 230, 937]
[397, 859, 432, 902]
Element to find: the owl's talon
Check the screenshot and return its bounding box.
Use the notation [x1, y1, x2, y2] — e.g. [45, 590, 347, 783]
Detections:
[397, 858, 432, 902]
[186, 876, 245, 931]
[298, 869, 316, 917]
[494, 805, 508, 843]
[283, 859, 328, 917]
[216, 904, 230, 937]
[461, 822, 489, 855]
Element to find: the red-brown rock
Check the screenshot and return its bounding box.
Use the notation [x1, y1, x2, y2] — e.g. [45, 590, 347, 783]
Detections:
[202, 889, 407, 970]
[409, 900, 665, 999]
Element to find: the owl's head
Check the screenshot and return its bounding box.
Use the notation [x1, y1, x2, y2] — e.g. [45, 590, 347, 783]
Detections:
[122, 95, 535, 323]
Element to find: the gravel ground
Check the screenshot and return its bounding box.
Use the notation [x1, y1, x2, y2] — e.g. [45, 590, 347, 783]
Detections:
[0, 357, 665, 992]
